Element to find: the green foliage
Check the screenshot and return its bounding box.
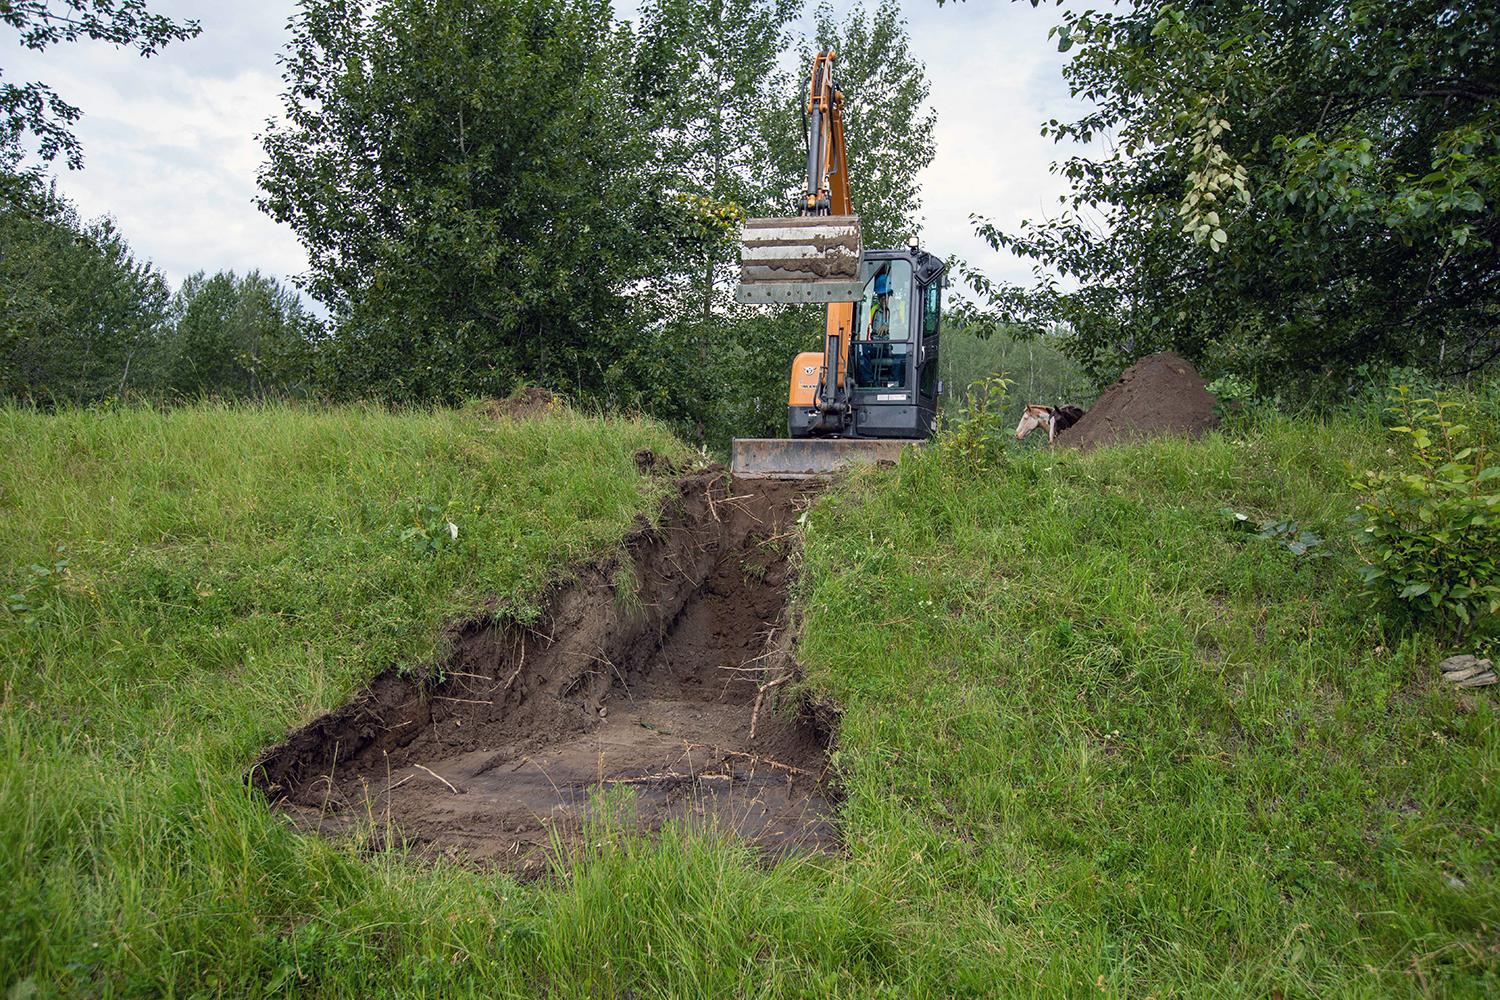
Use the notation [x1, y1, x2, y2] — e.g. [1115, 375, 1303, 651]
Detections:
[160, 270, 320, 399]
[259, 0, 668, 406]
[0, 401, 692, 995]
[5, 401, 1498, 995]
[1352, 386, 1500, 638]
[628, 0, 936, 448]
[398, 502, 460, 558]
[799, 409, 1496, 995]
[0, 1, 200, 169]
[960, 0, 1500, 395]
[4, 544, 69, 619]
[255, 0, 937, 441]
[1221, 507, 1330, 560]
[940, 321, 1094, 429]
[935, 372, 1012, 469]
[806, 0, 937, 248]
[0, 172, 170, 404]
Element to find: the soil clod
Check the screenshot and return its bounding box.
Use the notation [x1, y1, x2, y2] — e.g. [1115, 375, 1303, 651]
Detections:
[251, 473, 834, 873]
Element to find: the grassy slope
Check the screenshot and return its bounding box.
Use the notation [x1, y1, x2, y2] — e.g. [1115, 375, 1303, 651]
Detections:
[799, 416, 1499, 996]
[3, 402, 1496, 997]
[0, 402, 692, 995]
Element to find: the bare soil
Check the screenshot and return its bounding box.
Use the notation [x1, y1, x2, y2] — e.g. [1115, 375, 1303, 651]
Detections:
[251, 473, 835, 874]
[1059, 351, 1219, 450]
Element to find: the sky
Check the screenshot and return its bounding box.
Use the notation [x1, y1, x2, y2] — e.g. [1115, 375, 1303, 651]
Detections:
[3, 1, 1088, 296]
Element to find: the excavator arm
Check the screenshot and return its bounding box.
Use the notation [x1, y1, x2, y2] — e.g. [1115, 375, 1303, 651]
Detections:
[736, 50, 862, 431]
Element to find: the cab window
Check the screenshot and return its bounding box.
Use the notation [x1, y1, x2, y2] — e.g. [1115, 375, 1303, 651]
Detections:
[922, 279, 942, 336]
[859, 260, 913, 342]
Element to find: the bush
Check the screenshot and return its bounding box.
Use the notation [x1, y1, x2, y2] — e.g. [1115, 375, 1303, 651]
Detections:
[936, 373, 1013, 470]
[1351, 386, 1500, 640]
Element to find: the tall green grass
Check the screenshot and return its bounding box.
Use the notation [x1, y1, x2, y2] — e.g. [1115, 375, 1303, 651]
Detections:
[3, 400, 1495, 996]
[798, 413, 1499, 996]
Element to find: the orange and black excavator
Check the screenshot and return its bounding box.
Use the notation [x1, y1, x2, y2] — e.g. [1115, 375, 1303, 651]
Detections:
[732, 50, 946, 478]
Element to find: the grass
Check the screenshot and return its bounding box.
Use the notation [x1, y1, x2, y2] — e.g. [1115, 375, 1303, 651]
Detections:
[3, 398, 1497, 996]
[797, 412, 1499, 996]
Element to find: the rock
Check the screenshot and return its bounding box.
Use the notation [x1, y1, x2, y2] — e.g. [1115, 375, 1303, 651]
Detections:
[1456, 672, 1497, 689]
[1438, 654, 1491, 673]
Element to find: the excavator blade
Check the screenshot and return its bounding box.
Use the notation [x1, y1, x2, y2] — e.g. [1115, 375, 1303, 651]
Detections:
[735, 215, 864, 304]
[730, 437, 921, 479]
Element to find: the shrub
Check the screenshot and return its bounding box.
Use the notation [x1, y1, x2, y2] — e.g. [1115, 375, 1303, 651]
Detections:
[936, 373, 1014, 470]
[1351, 386, 1500, 639]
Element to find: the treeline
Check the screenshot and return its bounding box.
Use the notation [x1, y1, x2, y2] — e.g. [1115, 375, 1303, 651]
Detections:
[0, 173, 316, 404]
[1, 0, 932, 449]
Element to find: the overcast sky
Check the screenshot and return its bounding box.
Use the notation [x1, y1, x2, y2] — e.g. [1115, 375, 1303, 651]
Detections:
[3, 1, 1087, 296]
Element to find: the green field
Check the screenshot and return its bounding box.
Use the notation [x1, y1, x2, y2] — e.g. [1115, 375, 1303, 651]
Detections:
[3, 401, 1496, 996]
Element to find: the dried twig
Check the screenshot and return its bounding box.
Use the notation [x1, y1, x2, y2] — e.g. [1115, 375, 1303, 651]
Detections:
[749, 675, 792, 742]
[432, 696, 493, 705]
[682, 741, 815, 778]
[413, 764, 462, 794]
[502, 638, 526, 691]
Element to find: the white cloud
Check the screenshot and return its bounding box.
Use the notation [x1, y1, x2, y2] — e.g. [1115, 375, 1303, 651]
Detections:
[4, 1, 307, 288]
[900, 1, 1090, 286]
[5, 1, 1088, 296]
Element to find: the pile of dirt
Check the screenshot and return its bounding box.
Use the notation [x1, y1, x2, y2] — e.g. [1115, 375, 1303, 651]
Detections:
[478, 387, 559, 420]
[1059, 351, 1218, 450]
[251, 473, 834, 874]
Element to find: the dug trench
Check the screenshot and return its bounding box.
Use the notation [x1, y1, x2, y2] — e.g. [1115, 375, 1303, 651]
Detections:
[251, 471, 836, 874]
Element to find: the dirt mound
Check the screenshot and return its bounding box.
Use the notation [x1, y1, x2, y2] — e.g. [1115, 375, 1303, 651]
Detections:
[478, 387, 559, 420]
[251, 473, 834, 874]
[1059, 351, 1218, 450]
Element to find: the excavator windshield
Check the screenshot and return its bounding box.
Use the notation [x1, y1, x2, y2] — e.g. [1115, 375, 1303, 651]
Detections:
[853, 260, 913, 390]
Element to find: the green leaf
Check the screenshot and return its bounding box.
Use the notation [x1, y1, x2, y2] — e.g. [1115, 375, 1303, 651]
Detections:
[1397, 583, 1430, 599]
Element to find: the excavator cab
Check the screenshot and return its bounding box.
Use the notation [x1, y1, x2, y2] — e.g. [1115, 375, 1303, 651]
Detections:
[785, 243, 944, 440]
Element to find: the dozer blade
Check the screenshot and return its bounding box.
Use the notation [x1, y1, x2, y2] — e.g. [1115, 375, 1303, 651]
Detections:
[731, 438, 921, 479]
[735, 215, 863, 305]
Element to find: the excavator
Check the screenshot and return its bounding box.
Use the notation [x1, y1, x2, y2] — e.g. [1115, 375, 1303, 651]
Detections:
[731, 50, 946, 478]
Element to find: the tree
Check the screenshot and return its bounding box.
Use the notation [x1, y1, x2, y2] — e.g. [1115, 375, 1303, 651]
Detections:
[0, 166, 169, 403]
[957, 1, 1500, 394]
[629, 0, 939, 447]
[160, 270, 319, 398]
[259, 0, 672, 404]
[629, 0, 801, 321]
[1, 1, 200, 170]
[806, 0, 937, 248]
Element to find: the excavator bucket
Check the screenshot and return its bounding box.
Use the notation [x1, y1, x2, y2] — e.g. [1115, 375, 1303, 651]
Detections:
[731, 437, 921, 479]
[735, 216, 864, 305]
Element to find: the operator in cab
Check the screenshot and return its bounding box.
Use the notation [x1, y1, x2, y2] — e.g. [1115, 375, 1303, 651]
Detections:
[867, 270, 893, 340]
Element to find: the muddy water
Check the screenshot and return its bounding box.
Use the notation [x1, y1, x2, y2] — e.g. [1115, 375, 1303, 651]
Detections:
[251, 473, 835, 873]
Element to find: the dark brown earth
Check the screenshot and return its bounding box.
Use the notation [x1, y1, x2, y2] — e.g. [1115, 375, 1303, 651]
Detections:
[251, 473, 834, 874]
[1059, 351, 1219, 450]
[478, 386, 559, 420]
